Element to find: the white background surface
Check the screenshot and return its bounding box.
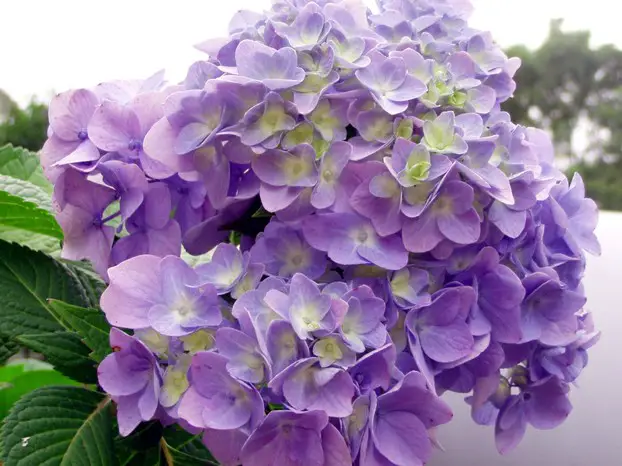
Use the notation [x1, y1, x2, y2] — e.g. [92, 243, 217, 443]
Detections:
[1, 0, 621, 105]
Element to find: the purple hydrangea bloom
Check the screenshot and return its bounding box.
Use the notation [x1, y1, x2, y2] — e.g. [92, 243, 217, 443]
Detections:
[422, 111, 468, 155]
[195, 242, 248, 294]
[216, 327, 269, 383]
[44, 0, 602, 461]
[222, 92, 298, 151]
[253, 144, 319, 212]
[178, 351, 265, 430]
[384, 137, 453, 188]
[98, 329, 162, 436]
[389, 266, 431, 308]
[240, 410, 351, 466]
[495, 376, 572, 454]
[272, 2, 331, 50]
[351, 371, 453, 465]
[233, 40, 306, 90]
[406, 286, 476, 364]
[110, 182, 182, 265]
[340, 285, 388, 352]
[355, 50, 427, 115]
[402, 179, 482, 253]
[268, 357, 355, 417]
[311, 141, 352, 209]
[455, 247, 525, 344]
[264, 273, 338, 340]
[101, 255, 222, 336]
[520, 269, 586, 346]
[54, 169, 116, 277]
[303, 212, 408, 270]
[250, 220, 328, 279]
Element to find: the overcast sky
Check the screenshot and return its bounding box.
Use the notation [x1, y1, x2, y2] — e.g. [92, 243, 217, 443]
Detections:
[1, 0, 619, 105]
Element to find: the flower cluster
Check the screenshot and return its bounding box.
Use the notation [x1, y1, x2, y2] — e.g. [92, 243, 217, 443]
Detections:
[44, 0, 601, 464]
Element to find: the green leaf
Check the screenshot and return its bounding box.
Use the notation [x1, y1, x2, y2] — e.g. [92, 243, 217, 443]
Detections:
[0, 366, 79, 421]
[115, 424, 217, 466]
[160, 426, 216, 466]
[0, 225, 61, 255]
[0, 190, 63, 239]
[1, 386, 117, 466]
[63, 262, 106, 309]
[0, 241, 95, 339]
[0, 333, 19, 365]
[48, 301, 111, 362]
[160, 439, 217, 466]
[115, 422, 162, 466]
[0, 174, 61, 254]
[16, 332, 97, 384]
[0, 144, 51, 193]
[0, 174, 53, 211]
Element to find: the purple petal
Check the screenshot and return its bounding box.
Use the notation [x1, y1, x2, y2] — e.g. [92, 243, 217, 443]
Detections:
[101, 255, 161, 328]
[437, 209, 481, 244]
[372, 411, 431, 465]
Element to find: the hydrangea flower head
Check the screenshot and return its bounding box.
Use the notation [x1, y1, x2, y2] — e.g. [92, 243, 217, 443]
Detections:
[46, 0, 602, 463]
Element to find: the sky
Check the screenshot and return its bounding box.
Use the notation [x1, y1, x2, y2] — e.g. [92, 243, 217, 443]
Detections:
[0, 0, 619, 105]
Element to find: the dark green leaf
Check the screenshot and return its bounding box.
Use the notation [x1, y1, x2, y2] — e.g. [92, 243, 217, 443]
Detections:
[0, 333, 19, 365]
[120, 448, 161, 466]
[0, 174, 53, 212]
[1, 386, 117, 466]
[16, 332, 97, 384]
[63, 262, 106, 309]
[0, 190, 63, 239]
[0, 367, 79, 421]
[0, 144, 51, 193]
[0, 225, 61, 256]
[48, 301, 111, 362]
[115, 423, 217, 466]
[0, 241, 95, 339]
[115, 422, 162, 466]
[0, 174, 61, 254]
[161, 426, 216, 466]
[160, 438, 217, 466]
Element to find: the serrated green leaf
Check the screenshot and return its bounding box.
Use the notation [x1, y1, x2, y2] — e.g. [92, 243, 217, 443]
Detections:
[115, 424, 217, 466]
[120, 448, 161, 466]
[160, 426, 216, 466]
[1, 386, 117, 466]
[115, 422, 162, 466]
[0, 225, 61, 255]
[0, 333, 19, 365]
[48, 301, 111, 362]
[0, 144, 51, 193]
[0, 190, 62, 238]
[16, 332, 97, 384]
[0, 368, 79, 421]
[0, 174, 53, 211]
[0, 174, 61, 254]
[0, 240, 97, 340]
[160, 438, 217, 466]
[63, 262, 106, 309]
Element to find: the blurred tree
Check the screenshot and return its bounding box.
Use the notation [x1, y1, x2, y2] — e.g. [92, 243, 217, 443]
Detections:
[505, 19, 622, 210]
[0, 93, 48, 152]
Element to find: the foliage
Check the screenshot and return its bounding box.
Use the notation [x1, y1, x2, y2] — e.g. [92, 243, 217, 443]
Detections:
[506, 19, 622, 209]
[0, 100, 48, 152]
